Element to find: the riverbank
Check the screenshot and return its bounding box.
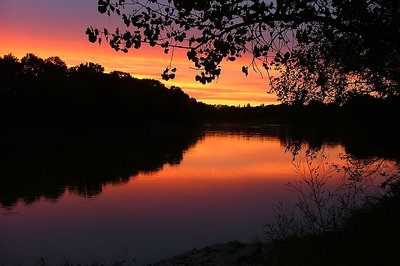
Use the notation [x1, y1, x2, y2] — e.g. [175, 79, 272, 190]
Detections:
[152, 191, 400, 266]
[152, 241, 263, 266]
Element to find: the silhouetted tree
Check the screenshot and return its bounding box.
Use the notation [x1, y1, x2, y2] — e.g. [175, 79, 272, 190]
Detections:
[0, 54, 22, 92]
[87, 0, 400, 104]
[2, 53, 399, 128]
[0, 53, 203, 127]
[21, 53, 47, 76]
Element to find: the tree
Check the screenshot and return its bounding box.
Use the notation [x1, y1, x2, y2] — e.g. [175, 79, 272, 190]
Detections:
[71, 62, 105, 74]
[87, 0, 400, 104]
[0, 54, 23, 91]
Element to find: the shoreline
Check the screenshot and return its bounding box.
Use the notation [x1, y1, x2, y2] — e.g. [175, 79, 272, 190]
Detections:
[151, 241, 263, 266]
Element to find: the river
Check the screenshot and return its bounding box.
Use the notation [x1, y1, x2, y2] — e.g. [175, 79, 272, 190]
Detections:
[0, 125, 396, 265]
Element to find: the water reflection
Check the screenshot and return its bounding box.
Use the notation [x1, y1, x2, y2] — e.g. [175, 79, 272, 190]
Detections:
[265, 146, 397, 242]
[1, 124, 399, 209]
[0, 125, 398, 265]
[0, 126, 203, 208]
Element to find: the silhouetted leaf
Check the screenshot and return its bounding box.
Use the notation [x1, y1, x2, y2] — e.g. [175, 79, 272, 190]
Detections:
[242, 66, 248, 76]
[98, 0, 108, 14]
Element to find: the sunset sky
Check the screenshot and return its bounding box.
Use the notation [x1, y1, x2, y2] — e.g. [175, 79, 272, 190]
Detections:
[0, 0, 280, 106]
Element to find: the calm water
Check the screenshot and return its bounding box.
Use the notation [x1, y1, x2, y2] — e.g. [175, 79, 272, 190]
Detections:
[0, 126, 394, 265]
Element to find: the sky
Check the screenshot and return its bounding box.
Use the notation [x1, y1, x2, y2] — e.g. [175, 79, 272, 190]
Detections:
[0, 0, 279, 106]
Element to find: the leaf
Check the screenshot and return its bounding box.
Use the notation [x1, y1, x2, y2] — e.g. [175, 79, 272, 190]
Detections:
[122, 14, 130, 27]
[86, 28, 97, 43]
[88, 34, 97, 43]
[98, 0, 108, 14]
[242, 66, 248, 76]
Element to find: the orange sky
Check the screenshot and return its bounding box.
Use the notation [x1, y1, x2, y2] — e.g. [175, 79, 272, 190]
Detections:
[0, 0, 279, 106]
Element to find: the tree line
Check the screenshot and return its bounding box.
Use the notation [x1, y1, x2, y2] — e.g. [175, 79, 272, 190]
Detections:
[0, 53, 201, 127]
[1, 53, 399, 128]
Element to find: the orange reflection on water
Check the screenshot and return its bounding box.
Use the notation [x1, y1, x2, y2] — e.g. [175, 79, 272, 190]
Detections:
[0, 132, 349, 265]
[98, 133, 347, 214]
[133, 133, 345, 181]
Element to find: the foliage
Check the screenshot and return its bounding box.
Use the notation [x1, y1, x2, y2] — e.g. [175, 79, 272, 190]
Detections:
[265, 145, 395, 241]
[261, 187, 400, 266]
[0, 53, 201, 127]
[2, 53, 400, 128]
[87, 0, 400, 104]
